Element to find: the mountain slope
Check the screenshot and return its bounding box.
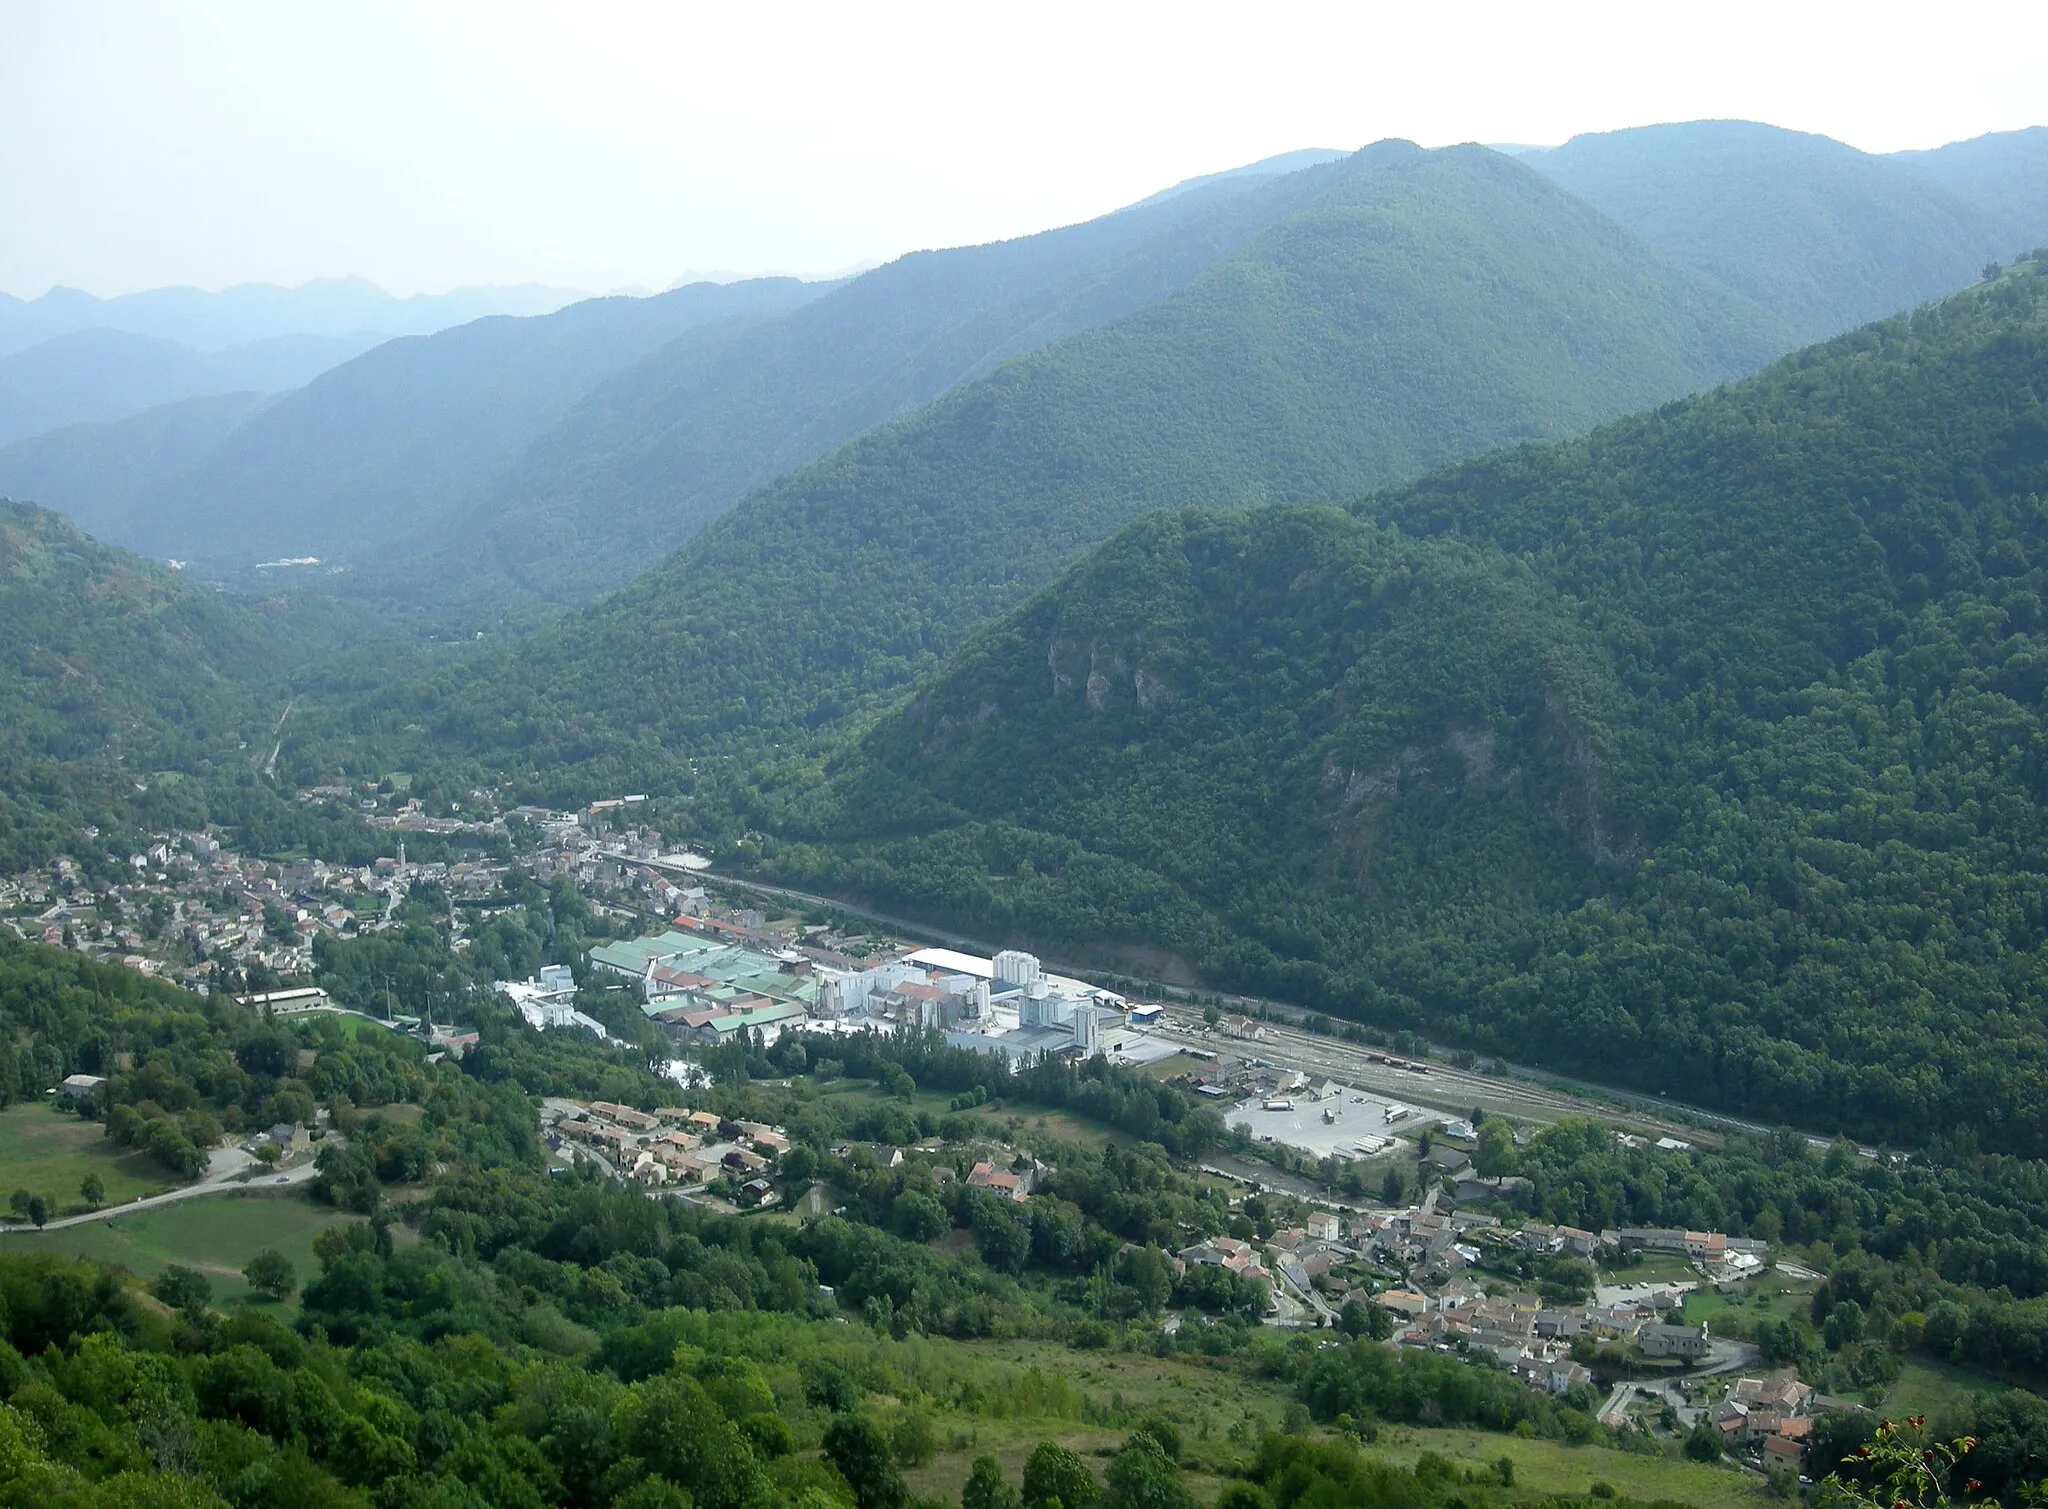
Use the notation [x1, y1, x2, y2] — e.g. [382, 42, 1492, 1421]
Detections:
[1898, 126, 2048, 247]
[767, 254, 2048, 1153]
[0, 500, 341, 868]
[423, 148, 1371, 607]
[401, 142, 1791, 779]
[110, 278, 824, 570]
[1525, 120, 2028, 341]
[0, 392, 274, 546]
[0, 327, 373, 447]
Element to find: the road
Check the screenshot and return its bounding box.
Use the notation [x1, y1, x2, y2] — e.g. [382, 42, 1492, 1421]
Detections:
[261, 698, 296, 778]
[2, 1146, 320, 1234]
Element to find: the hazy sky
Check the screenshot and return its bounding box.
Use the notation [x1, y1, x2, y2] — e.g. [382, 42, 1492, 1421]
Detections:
[5, 0, 2046, 299]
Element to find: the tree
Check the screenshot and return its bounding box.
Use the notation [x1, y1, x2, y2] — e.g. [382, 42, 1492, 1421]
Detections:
[1475, 1119, 1519, 1181]
[804, 1363, 859, 1414]
[823, 1415, 906, 1509]
[1380, 1166, 1404, 1206]
[963, 1455, 1021, 1509]
[1684, 1419, 1725, 1463]
[1338, 1299, 1392, 1341]
[243, 1249, 297, 1301]
[1103, 1437, 1193, 1509]
[79, 1171, 104, 1210]
[894, 1192, 949, 1243]
[1131, 1418, 1180, 1463]
[890, 1409, 936, 1468]
[26, 1194, 47, 1229]
[8, 1189, 28, 1221]
[154, 1265, 212, 1310]
[1023, 1442, 1099, 1509]
[1202, 1004, 1221, 1028]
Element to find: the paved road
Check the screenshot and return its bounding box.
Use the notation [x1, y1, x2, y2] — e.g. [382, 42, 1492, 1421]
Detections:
[2, 1147, 319, 1234]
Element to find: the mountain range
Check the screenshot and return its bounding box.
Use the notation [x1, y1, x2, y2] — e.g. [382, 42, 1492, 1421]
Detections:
[5, 279, 826, 567]
[0, 326, 383, 448]
[0, 276, 583, 361]
[380, 139, 1792, 781]
[8, 120, 2044, 626]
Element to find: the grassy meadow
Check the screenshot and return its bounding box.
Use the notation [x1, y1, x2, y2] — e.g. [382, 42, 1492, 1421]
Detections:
[0, 1100, 178, 1217]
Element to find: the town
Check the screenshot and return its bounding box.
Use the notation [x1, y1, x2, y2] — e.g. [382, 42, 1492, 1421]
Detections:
[3, 784, 1857, 1467]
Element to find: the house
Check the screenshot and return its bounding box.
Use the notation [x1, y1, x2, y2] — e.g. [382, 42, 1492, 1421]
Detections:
[1425, 1145, 1471, 1176]
[1762, 1436, 1805, 1469]
[1638, 1322, 1710, 1360]
[1178, 1237, 1266, 1276]
[1556, 1225, 1600, 1258]
[57, 1073, 106, 1102]
[1377, 1289, 1430, 1319]
[1685, 1230, 1729, 1263]
[1734, 1372, 1813, 1416]
[737, 1178, 775, 1208]
[256, 1123, 309, 1155]
[1305, 1212, 1342, 1243]
[967, 1160, 1033, 1202]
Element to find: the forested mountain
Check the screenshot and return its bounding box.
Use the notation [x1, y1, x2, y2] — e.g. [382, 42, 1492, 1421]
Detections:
[0, 275, 582, 360]
[1523, 120, 2039, 341]
[1899, 126, 2048, 246]
[0, 392, 272, 543]
[413, 145, 1369, 607]
[755, 254, 2048, 1154]
[0, 326, 373, 447]
[386, 142, 1790, 784]
[0, 500, 339, 867]
[95, 278, 823, 571]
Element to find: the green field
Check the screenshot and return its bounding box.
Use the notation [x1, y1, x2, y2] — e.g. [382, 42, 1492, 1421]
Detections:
[1684, 1272, 1815, 1331]
[1375, 1427, 1773, 1509]
[885, 1342, 1771, 1509]
[896, 1341, 1289, 1504]
[0, 1190, 349, 1306]
[1602, 1254, 1699, 1285]
[0, 1101, 179, 1216]
[1883, 1357, 2006, 1422]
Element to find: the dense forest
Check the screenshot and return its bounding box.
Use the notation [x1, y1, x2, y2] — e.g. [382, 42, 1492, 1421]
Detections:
[743, 253, 2048, 1154]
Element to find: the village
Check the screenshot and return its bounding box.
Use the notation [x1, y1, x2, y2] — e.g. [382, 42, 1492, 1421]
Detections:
[3, 789, 1844, 1465]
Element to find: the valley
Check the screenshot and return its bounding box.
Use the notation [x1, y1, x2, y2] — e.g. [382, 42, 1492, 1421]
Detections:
[5, 83, 2048, 1509]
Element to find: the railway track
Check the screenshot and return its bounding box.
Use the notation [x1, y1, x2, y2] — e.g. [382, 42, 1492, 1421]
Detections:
[1149, 1012, 1764, 1143]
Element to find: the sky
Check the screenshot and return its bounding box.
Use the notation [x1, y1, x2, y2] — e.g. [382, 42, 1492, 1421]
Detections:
[4, 0, 2046, 299]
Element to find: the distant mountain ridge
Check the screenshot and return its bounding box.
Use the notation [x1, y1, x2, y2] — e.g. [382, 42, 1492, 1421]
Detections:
[0, 276, 584, 360]
[1523, 119, 2048, 339]
[48, 279, 828, 569]
[8, 120, 2043, 621]
[0, 326, 379, 447]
